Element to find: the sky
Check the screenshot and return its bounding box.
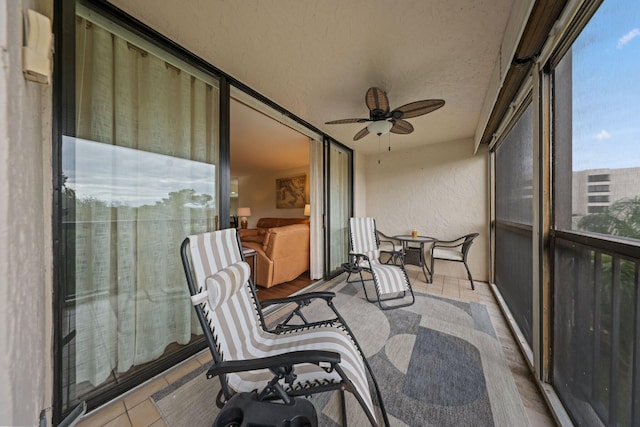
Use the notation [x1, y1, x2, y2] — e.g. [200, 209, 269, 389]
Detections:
[571, 0, 640, 171]
[63, 137, 216, 208]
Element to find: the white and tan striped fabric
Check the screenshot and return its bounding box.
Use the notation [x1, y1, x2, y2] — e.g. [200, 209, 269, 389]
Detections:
[187, 229, 375, 418]
[190, 262, 251, 308]
[349, 217, 410, 295]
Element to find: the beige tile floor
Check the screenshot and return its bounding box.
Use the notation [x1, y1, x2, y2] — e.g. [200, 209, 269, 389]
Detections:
[405, 268, 557, 427]
[76, 268, 557, 426]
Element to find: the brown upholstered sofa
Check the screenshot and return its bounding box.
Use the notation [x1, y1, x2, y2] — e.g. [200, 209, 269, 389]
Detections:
[239, 218, 310, 288]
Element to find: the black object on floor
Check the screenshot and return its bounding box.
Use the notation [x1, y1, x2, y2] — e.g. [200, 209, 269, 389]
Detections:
[212, 392, 318, 427]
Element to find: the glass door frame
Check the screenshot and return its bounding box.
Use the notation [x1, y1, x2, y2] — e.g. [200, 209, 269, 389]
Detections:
[323, 136, 354, 278]
[52, 0, 230, 421]
[52, 1, 354, 422]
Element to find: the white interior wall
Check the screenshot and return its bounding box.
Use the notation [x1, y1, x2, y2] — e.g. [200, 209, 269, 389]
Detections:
[238, 166, 310, 228]
[365, 138, 489, 282]
[0, 0, 53, 425]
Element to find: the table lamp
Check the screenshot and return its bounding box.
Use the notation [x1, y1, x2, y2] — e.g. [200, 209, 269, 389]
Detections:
[237, 207, 251, 229]
[303, 204, 310, 216]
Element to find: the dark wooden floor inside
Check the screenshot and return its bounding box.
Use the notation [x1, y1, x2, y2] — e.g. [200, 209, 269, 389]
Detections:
[255, 271, 314, 300]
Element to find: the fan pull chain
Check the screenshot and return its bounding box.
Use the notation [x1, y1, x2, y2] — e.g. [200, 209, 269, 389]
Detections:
[388, 132, 391, 152]
[378, 134, 381, 164]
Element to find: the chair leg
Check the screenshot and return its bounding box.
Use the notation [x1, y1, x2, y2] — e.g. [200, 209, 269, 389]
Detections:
[360, 271, 379, 303]
[345, 264, 375, 300]
[463, 260, 474, 290]
[329, 306, 390, 427]
[371, 269, 415, 311]
[347, 269, 378, 303]
[347, 263, 415, 309]
[340, 388, 348, 427]
[359, 346, 391, 427]
[430, 256, 435, 284]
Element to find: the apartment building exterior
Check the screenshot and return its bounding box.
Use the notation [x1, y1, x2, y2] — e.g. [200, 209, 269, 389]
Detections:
[573, 167, 640, 217]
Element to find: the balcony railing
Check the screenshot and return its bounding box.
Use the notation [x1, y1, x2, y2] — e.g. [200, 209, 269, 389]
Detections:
[553, 230, 640, 426]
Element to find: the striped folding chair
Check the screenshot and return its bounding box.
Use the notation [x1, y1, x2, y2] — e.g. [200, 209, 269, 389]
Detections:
[348, 217, 415, 310]
[181, 228, 389, 427]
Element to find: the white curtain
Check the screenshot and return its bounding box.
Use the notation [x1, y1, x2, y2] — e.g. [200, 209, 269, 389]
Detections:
[309, 138, 324, 279]
[70, 16, 219, 386]
[328, 144, 351, 271]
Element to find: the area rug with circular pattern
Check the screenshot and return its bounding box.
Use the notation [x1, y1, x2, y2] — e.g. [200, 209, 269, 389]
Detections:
[152, 278, 530, 426]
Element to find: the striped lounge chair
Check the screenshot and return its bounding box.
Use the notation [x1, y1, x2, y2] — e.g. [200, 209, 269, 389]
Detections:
[348, 217, 415, 310]
[181, 228, 389, 426]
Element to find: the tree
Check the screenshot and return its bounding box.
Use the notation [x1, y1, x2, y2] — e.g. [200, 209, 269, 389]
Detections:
[578, 196, 640, 240]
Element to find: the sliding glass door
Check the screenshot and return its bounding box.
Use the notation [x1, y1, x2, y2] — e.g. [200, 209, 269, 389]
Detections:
[325, 139, 353, 276]
[551, 1, 640, 424]
[58, 2, 220, 414]
[493, 103, 534, 346]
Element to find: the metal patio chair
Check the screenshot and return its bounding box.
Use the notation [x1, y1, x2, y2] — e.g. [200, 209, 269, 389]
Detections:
[430, 232, 479, 290]
[347, 217, 415, 310]
[181, 228, 389, 426]
[376, 230, 403, 264]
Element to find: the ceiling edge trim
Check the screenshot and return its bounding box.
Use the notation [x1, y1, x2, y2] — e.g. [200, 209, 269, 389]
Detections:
[475, 0, 570, 152]
[486, 0, 591, 153]
[230, 86, 322, 143]
[537, 0, 599, 67]
[474, 0, 536, 153]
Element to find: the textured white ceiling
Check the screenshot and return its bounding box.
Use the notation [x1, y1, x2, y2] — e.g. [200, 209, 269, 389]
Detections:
[230, 99, 310, 176]
[111, 0, 515, 155]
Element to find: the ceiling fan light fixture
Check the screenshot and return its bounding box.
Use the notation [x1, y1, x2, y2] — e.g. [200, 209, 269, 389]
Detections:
[326, 87, 444, 140]
[367, 120, 393, 136]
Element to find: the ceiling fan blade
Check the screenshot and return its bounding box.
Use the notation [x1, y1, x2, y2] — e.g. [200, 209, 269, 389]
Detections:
[325, 118, 370, 124]
[391, 99, 445, 119]
[390, 119, 414, 134]
[365, 87, 390, 116]
[353, 127, 370, 141]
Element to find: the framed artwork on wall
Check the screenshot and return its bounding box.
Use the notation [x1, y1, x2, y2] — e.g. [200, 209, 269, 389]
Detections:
[276, 174, 306, 208]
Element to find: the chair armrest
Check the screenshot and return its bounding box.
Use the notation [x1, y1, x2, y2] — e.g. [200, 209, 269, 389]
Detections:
[350, 252, 382, 268]
[376, 230, 402, 252]
[379, 241, 404, 260]
[432, 238, 465, 249]
[348, 252, 377, 270]
[260, 291, 336, 308]
[349, 251, 371, 261]
[206, 350, 341, 378]
[377, 230, 396, 240]
[262, 291, 346, 332]
[378, 239, 398, 251]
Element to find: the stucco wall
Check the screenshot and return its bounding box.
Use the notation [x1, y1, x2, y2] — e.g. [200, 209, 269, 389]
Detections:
[365, 138, 489, 282]
[0, 0, 53, 426]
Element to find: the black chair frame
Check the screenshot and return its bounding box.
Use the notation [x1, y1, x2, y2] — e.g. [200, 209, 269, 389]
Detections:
[181, 232, 390, 427]
[430, 232, 479, 290]
[347, 218, 415, 310]
[376, 230, 403, 265]
[345, 255, 415, 311]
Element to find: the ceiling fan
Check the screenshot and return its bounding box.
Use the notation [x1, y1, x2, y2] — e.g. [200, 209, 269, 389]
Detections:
[325, 87, 445, 141]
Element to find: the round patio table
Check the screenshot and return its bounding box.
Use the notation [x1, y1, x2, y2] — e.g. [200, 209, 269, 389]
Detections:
[393, 235, 437, 283]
